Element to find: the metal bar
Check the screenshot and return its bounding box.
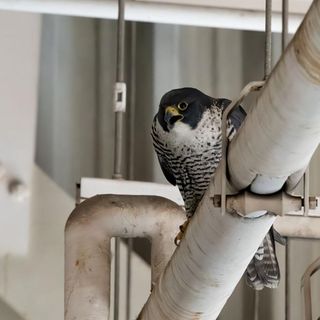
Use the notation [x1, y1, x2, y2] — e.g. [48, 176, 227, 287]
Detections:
[126, 238, 133, 320]
[253, 291, 259, 320]
[282, 0, 289, 52]
[125, 21, 137, 320]
[265, 0, 272, 78]
[304, 167, 310, 216]
[113, 0, 126, 179]
[285, 240, 291, 320]
[94, 19, 101, 177]
[127, 21, 136, 183]
[113, 1, 126, 319]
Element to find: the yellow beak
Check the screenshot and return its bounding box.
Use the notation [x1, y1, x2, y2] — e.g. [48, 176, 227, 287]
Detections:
[164, 106, 183, 127]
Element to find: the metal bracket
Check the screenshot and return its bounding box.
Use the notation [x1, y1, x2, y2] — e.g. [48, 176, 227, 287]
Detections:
[219, 81, 265, 215]
[113, 82, 127, 112]
[213, 190, 317, 217]
[214, 80, 318, 219]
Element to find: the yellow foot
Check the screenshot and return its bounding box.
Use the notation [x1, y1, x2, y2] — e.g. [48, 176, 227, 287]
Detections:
[174, 218, 191, 246]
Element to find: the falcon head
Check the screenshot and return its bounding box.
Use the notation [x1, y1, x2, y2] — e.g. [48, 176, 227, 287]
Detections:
[156, 87, 214, 132]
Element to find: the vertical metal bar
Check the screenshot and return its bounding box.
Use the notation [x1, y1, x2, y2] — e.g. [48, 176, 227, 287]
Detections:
[285, 241, 291, 320]
[113, 1, 126, 320]
[126, 238, 133, 320]
[125, 21, 137, 320]
[253, 290, 259, 320]
[304, 168, 310, 216]
[94, 19, 101, 177]
[281, 0, 288, 53]
[113, 0, 126, 180]
[282, 2, 290, 320]
[127, 22, 136, 182]
[264, 0, 272, 79]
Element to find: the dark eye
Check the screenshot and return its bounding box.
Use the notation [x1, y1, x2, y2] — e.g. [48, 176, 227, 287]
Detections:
[177, 101, 188, 111]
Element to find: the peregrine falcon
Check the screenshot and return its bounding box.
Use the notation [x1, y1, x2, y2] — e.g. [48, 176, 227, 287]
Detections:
[151, 87, 280, 290]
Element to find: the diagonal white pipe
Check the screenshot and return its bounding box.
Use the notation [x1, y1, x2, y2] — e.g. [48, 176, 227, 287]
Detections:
[139, 0, 320, 318]
[139, 190, 275, 319]
[228, 0, 320, 194]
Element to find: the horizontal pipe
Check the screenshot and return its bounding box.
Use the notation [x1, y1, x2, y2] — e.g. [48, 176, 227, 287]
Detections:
[139, 190, 276, 319]
[65, 195, 184, 320]
[274, 215, 320, 238]
[228, 0, 320, 194]
[0, 0, 303, 33]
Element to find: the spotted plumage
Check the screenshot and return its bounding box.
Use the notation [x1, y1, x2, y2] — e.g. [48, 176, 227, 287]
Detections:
[151, 87, 280, 290]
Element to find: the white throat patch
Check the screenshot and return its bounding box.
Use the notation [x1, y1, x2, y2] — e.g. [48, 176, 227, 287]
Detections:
[171, 121, 193, 142]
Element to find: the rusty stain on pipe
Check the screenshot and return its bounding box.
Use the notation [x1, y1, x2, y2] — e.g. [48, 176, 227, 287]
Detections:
[294, 1, 320, 84]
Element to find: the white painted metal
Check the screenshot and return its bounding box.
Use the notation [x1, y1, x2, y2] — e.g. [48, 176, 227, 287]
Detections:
[301, 257, 320, 320]
[139, 0, 311, 14]
[80, 177, 184, 206]
[275, 216, 320, 238]
[140, 189, 276, 319]
[139, 1, 320, 318]
[0, 165, 152, 320]
[0, 11, 40, 255]
[0, 0, 303, 33]
[228, 0, 320, 194]
[65, 195, 184, 320]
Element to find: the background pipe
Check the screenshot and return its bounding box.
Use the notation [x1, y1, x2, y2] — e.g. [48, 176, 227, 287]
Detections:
[139, 189, 276, 319]
[64, 195, 185, 320]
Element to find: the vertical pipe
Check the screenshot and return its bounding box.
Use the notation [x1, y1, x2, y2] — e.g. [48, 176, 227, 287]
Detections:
[253, 291, 259, 320]
[113, 0, 126, 180]
[285, 241, 291, 320]
[304, 168, 310, 216]
[94, 19, 101, 177]
[113, 1, 126, 320]
[282, 0, 289, 53]
[125, 21, 137, 320]
[264, 0, 272, 78]
[127, 22, 136, 181]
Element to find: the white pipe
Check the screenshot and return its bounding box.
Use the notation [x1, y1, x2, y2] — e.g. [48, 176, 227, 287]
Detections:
[274, 215, 320, 239]
[301, 257, 320, 320]
[228, 0, 320, 194]
[139, 1, 320, 318]
[0, 0, 303, 33]
[139, 189, 276, 319]
[65, 195, 185, 320]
